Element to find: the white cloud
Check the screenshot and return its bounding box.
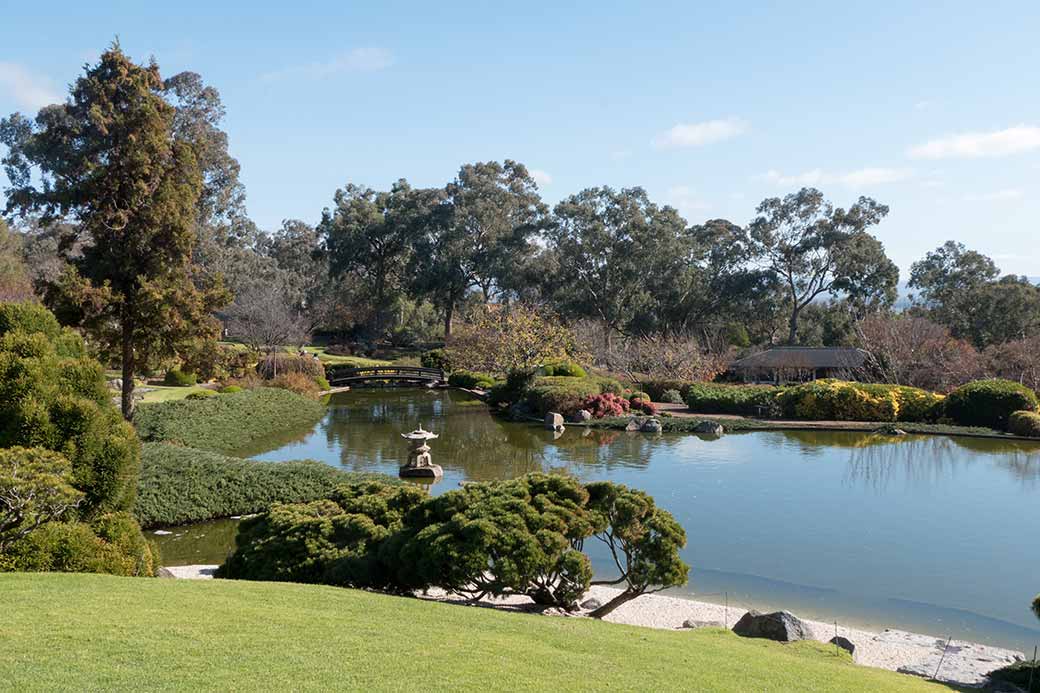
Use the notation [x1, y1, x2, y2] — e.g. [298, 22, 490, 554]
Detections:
[652, 118, 747, 149]
[914, 100, 932, 111]
[0, 62, 61, 111]
[665, 185, 710, 217]
[964, 188, 1023, 202]
[530, 169, 552, 186]
[762, 167, 913, 188]
[262, 47, 394, 81]
[908, 125, 1040, 159]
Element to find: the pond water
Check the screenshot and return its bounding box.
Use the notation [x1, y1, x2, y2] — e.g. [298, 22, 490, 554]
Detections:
[155, 388, 1040, 652]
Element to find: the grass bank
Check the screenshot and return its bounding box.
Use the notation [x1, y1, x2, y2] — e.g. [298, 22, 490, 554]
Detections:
[133, 388, 326, 454]
[0, 573, 947, 692]
[135, 443, 399, 528]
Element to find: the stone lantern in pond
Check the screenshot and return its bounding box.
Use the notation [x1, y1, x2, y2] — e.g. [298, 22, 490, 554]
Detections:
[400, 424, 443, 479]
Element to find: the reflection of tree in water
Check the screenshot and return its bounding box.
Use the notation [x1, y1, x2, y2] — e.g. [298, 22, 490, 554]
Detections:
[844, 435, 1040, 490]
[232, 422, 322, 458]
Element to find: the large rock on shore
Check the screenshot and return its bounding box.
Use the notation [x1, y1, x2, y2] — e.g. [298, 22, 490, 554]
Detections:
[693, 420, 725, 437]
[732, 610, 813, 642]
[544, 412, 564, 432]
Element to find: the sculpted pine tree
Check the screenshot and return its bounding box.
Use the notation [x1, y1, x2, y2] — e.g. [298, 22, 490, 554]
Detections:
[0, 45, 227, 418]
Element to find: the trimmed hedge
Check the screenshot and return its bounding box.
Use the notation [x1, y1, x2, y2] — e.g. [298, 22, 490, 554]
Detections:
[945, 379, 1039, 430]
[640, 379, 695, 402]
[134, 443, 400, 527]
[525, 376, 624, 416]
[448, 370, 497, 390]
[1008, 410, 1040, 438]
[541, 361, 587, 378]
[134, 388, 326, 454]
[778, 380, 945, 423]
[163, 368, 197, 387]
[685, 383, 779, 416]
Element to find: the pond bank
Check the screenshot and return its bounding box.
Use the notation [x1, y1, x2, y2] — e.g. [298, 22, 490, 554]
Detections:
[164, 565, 1024, 688]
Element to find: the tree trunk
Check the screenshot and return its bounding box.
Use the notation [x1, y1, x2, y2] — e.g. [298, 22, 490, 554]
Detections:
[120, 326, 136, 421]
[443, 300, 455, 338]
[588, 588, 641, 619]
[787, 306, 801, 345]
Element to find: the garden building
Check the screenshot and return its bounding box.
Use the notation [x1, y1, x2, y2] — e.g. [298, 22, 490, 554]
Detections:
[730, 346, 871, 384]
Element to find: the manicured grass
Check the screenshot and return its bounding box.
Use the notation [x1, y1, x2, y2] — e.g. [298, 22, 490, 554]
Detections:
[135, 443, 399, 527]
[133, 388, 326, 455]
[0, 573, 947, 692]
[302, 345, 391, 367]
[135, 383, 213, 404]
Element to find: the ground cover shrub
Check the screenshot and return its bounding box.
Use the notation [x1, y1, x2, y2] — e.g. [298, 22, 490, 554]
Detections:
[945, 379, 1039, 430]
[163, 368, 197, 386]
[218, 385, 244, 394]
[186, 390, 218, 400]
[134, 388, 326, 454]
[135, 443, 399, 527]
[685, 383, 780, 416]
[542, 360, 587, 378]
[1008, 410, 1040, 438]
[777, 380, 945, 423]
[268, 372, 322, 399]
[640, 380, 694, 402]
[448, 370, 497, 390]
[256, 353, 325, 380]
[660, 389, 685, 404]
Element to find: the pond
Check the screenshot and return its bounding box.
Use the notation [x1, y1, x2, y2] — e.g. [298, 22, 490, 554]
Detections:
[155, 388, 1040, 652]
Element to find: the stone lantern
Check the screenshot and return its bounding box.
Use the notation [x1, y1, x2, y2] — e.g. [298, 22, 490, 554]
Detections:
[399, 424, 443, 479]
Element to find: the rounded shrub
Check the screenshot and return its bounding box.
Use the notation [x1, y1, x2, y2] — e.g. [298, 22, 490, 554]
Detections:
[185, 390, 218, 400]
[163, 368, 197, 387]
[685, 383, 779, 416]
[218, 385, 244, 394]
[420, 348, 451, 371]
[525, 377, 602, 417]
[542, 361, 587, 378]
[4, 512, 157, 576]
[945, 379, 1039, 430]
[256, 353, 324, 380]
[448, 370, 497, 390]
[660, 389, 685, 405]
[1008, 411, 1040, 438]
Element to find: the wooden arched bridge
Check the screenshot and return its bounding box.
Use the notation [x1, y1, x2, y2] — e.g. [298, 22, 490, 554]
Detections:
[327, 365, 446, 388]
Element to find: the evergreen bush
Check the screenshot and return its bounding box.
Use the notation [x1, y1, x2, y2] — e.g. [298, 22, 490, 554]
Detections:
[163, 368, 197, 387]
[1008, 410, 1040, 438]
[945, 379, 1039, 430]
[685, 383, 779, 416]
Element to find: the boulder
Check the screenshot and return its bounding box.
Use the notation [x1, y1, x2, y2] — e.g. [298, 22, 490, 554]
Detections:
[694, 420, 725, 437]
[580, 598, 602, 611]
[683, 619, 725, 630]
[640, 418, 663, 433]
[568, 409, 592, 423]
[732, 610, 813, 642]
[829, 636, 856, 655]
[625, 418, 642, 432]
[544, 412, 565, 431]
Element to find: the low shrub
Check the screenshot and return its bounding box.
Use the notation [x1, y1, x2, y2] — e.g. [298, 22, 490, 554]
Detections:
[0, 447, 84, 551]
[1008, 410, 1040, 438]
[256, 353, 325, 380]
[660, 389, 685, 405]
[640, 380, 695, 402]
[542, 361, 587, 378]
[526, 377, 602, 417]
[315, 375, 330, 391]
[133, 388, 326, 454]
[448, 370, 497, 390]
[988, 660, 1038, 690]
[630, 398, 657, 415]
[945, 379, 1039, 430]
[180, 341, 250, 381]
[268, 372, 322, 399]
[185, 390, 218, 400]
[135, 443, 399, 527]
[685, 383, 779, 416]
[420, 348, 451, 371]
[582, 393, 632, 419]
[777, 380, 945, 423]
[588, 375, 625, 396]
[3, 512, 157, 576]
[163, 368, 197, 387]
[218, 385, 244, 394]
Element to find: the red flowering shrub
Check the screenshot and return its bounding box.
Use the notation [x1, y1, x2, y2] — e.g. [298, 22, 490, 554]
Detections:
[630, 398, 657, 415]
[581, 393, 631, 419]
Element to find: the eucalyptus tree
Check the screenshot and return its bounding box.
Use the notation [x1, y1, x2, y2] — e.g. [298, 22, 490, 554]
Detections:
[0, 45, 227, 418]
[748, 187, 898, 344]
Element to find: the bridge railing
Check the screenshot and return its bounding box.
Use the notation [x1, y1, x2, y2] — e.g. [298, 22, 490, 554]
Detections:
[327, 365, 446, 384]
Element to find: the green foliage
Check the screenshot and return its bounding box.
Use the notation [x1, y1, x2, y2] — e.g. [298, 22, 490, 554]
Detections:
[217, 482, 427, 585]
[163, 368, 197, 387]
[542, 360, 587, 378]
[136, 443, 402, 528]
[526, 377, 602, 416]
[134, 388, 325, 454]
[256, 353, 325, 380]
[391, 474, 595, 608]
[0, 304, 139, 517]
[685, 383, 779, 416]
[777, 380, 945, 423]
[945, 379, 1039, 430]
[640, 380, 694, 402]
[185, 390, 217, 400]
[420, 348, 451, 371]
[2, 512, 157, 576]
[989, 660, 1039, 690]
[315, 375, 330, 391]
[584, 481, 689, 617]
[218, 385, 244, 394]
[1007, 410, 1040, 438]
[660, 389, 685, 404]
[0, 447, 83, 551]
[448, 370, 497, 390]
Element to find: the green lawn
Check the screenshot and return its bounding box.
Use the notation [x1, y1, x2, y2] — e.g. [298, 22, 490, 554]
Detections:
[301, 345, 391, 367]
[1, 574, 949, 692]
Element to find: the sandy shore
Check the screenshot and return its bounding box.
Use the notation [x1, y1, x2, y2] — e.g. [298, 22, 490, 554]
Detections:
[166, 565, 1023, 687]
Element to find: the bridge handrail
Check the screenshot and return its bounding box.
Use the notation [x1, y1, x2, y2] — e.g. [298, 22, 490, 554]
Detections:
[327, 365, 446, 383]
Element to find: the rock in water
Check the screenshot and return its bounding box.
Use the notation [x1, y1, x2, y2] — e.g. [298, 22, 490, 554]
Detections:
[625, 418, 642, 431]
[544, 412, 565, 431]
[829, 636, 856, 655]
[694, 420, 725, 437]
[641, 418, 663, 433]
[732, 610, 813, 642]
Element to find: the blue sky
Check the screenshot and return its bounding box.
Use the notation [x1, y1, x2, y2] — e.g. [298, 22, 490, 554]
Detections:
[1, 1, 1038, 275]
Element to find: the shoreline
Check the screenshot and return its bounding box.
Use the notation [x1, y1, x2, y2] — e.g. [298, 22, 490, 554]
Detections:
[167, 564, 1025, 687]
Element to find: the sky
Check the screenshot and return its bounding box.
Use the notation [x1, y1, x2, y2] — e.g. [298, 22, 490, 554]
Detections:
[1, 1, 1038, 276]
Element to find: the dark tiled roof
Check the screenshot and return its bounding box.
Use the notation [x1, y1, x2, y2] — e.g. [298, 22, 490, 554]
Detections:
[732, 347, 870, 370]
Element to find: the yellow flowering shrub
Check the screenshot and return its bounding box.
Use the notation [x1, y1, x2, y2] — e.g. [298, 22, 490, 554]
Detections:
[779, 380, 944, 423]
